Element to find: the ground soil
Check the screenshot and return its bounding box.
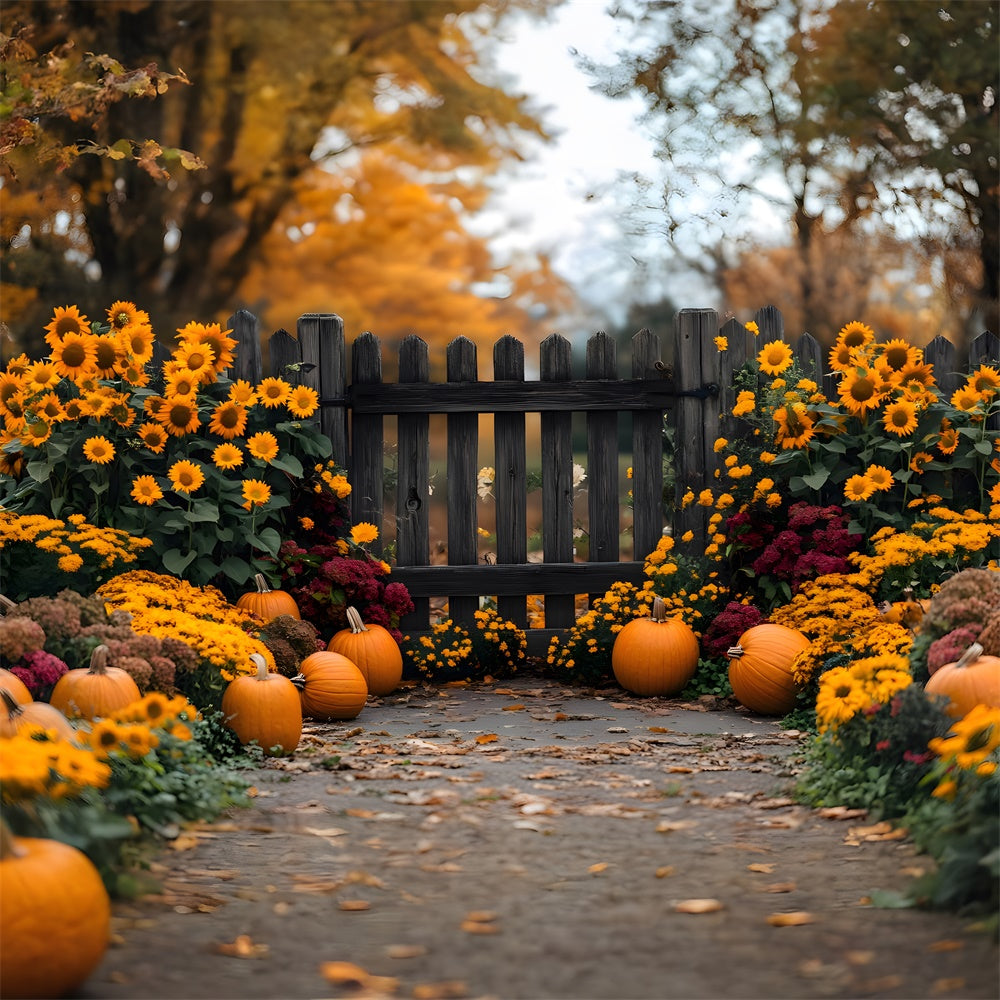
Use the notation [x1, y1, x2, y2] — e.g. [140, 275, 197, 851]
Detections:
[82, 677, 999, 1000]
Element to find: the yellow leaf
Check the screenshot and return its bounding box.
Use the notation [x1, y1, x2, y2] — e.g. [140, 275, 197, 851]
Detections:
[502, 703, 525, 711]
[674, 898, 724, 914]
[460, 920, 500, 934]
[385, 944, 428, 959]
[475, 734, 499, 744]
[320, 961, 370, 986]
[214, 935, 268, 958]
[761, 881, 797, 893]
[928, 940, 964, 953]
[655, 866, 675, 878]
[747, 863, 776, 873]
[931, 978, 966, 994]
[766, 911, 815, 926]
[412, 981, 469, 999]
[588, 862, 608, 874]
[463, 910, 497, 923]
[338, 899, 371, 911]
[648, 726, 670, 733]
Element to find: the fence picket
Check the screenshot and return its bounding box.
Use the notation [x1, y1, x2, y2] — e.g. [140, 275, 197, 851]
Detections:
[586, 331, 620, 590]
[227, 309, 262, 385]
[298, 313, 347, 462]
[631, 328, 665, 560]
[351, 332, 384, 555]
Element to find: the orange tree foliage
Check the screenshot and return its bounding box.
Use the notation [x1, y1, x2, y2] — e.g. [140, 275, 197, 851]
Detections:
[242, 145, 576, 370]
[1, 0, 566, 355]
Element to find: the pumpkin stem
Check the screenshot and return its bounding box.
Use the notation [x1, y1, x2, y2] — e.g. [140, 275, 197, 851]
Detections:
[1, 688, 23, 718]
[290, 673, 306, 691]
[89, 644, 111, 675]
[0, 820, 28, 861]
[651, 597, 666, 623]
[0, 594, 16, 615]
[249, 653, 270, 680]
[345, 606, 368, 634]
[727, 644, 744, 659]
[252, 573, 274, 595]
[955, 643, 984, 670]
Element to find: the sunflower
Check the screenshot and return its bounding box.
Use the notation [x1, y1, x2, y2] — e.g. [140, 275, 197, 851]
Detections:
[20, 417, 53, 447]
[950, 385, 983, 413]
[828, 340, 860, 372]
[43, 305, 91, 346]
[24, 361, 61, 394]
[875, 338, 919, 373]
[968, 365, 1000, 395]
[815, 665, 871, 732]
[172, 340, 217, 385]
[936, 420, 959, 455]
[844, 474, 875, 502]
[33, 392, 65, 423]
[207, 400, 248, 440]
[287, 385, 320, 418]
[131, 475, 163, 506]
[83, 436, 115, 464]
[773, 404, 815, 449]
[836, 367, 883, 418]
[228, 380, 257, 405]
[120, 361, 150, 387]
[212, 442, 244, 470]
[48, 331, 98, 380]
[85, 719, 123, 757]
[162, 362, 201, 399]
[895, 360, 936, 390]
[136, 422, 169, 454]
[881, 399, 918, 437]
[257, 377, 291, 408]
[169, 459, 205, 494]
[241, 478, 271, 507]
[865, 464, 894, 491]
[176, 321, 237, 373]
[91, 333, 123, 378]
[107, 393, 136, 429]
[756, 340, 794, 376]
[155, 394, 201, 437]
[106, 301, 149, 331]
[0, 371, 24, 409]
[117, 322, 155, 364]
[909, 451, 934, 474]
[835, 321, 875, 351]
[246, 431, 279, 462]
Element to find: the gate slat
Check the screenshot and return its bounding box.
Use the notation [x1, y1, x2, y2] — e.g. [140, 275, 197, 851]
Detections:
[298, 313, 347, 464]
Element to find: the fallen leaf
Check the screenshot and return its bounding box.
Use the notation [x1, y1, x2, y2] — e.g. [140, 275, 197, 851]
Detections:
[338, 899, 371, 911]
[553, 712, 569, 721]
[412, 981, 468, 999]
[761, 881, 797, 893]
[674, 898, 724, 914]
[214, 935, 269, 958]
[928, 940, 964, 953]
[304, 826, 347, 839]
[666, 766, 694, 774]
[460, 921, 500, 934]
[656, 820, 697, 833]
[168, 833, 201, 851]
[588, 862, 609, 874]
[654, 866, 675, 878]
[817, 806, 868, 820]
[463, 910, 497, 923]
[767, 911, 815, 926]
[931, 978, 966, 994]
[385, 944, 428, 960]
[648, 726, 671, 733]
[861, 975, 904, 992]
[475, 734, 498, 744]
[747, 863, 776, 874]
[844, 951, 875, 966]
[501, 704, 525, 712]
[320, 961, 371, 986]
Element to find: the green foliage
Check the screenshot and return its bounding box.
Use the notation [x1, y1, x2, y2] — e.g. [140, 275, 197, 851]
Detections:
[679, 657, 732, 700]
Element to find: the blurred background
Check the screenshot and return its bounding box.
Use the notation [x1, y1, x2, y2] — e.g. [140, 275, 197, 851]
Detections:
[2, 0, 997, 368]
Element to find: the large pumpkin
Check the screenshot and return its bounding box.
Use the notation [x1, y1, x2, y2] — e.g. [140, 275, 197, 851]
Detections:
[0, 667, 32, 705]
[0, 822, 111, 999]
[611, 597, 699, 696]
[49, 644, 141, 720]
[236, 573, 300, 622]
[727, 623, 810, 716]
[221, 654, 302, 756]
[327, 607, 402, 696]
[293, 651, 368, 721]
[0, 689, 76, 742]
[925, 642, 1000, 718]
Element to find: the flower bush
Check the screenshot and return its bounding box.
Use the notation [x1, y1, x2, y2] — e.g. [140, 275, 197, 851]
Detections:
[0, 303, 332, 595]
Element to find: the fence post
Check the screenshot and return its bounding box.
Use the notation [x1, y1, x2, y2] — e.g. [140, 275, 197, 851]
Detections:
[631, 328, 664, 561]
[226, 310, 262, 385]
[351, 332, 384, 555]
[925, 336, 963, 400]
[297, 314, 347, 465]
[586, 332, 619, 598]
[494, 336, 528, 626]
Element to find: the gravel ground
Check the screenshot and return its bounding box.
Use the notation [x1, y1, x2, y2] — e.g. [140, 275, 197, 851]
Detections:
[82, 678, 999, 1000]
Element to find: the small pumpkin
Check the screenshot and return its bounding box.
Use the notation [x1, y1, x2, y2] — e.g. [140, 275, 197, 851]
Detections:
[611, 597, 700, 696]
[0, 667, 32, 705]
[221, 653, 302, 756]
[727, 623, 810, 716]
[0, 820, 111, 999]
[293, 651, 368, 721]
[327, 607, 403, 696]
[0, 688, 76, 741]
[236, 573, 301, 622]
[925, 642, 1000, 718]
[49, 644, 141, 720]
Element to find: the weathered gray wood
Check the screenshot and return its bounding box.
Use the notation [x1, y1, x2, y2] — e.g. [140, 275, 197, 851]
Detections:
[673, 309, 719, 553]
[631, 328, 664, 561]
[586, 332, 619, 578]
[447, 337, 479, 625]
[150, 338, 172, 374]
[350, 333, 384, 556]
[754, 304, 784, 342]
[347, 379, 677, 413]
[794, 331, 825, 395]
[298, 313, 347, 463]
[494, 336, 528, 626]
[925, 335, 963, 400]
[268, 328, 300, 384]
[227, 309, 262, 385]
[540, 334, 576, 628]
[717, 317, 752, 446]
[969, 331, 1000, 368]
[396, 335, 430, 629]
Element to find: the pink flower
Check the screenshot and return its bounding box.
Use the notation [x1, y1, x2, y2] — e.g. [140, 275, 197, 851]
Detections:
[875, 739, 890, 751]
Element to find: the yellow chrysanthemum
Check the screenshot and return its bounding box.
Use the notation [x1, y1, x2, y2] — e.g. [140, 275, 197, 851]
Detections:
[350, 522, 379, 545]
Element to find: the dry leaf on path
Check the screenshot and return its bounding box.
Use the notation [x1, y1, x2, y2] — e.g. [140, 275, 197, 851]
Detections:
[761, 882, 797, 893]
[338, 899, 371, 911]
[320, 961, 371, 986]
[475, 734, 498, 744]
[385, 944, 428, 960]
[168, 833, 201, 851]
[588, 862, 609, 874]
[674, 898, 725, 914]
[214, 935, 269, 958]
[931, 978, 967, 994]
[817, 806, 868, 820]
[412, 981, 468, 999]
[655, 866, 675, 878]
[928, 940, 964, 953]
[767, 911, 815, 926]
[747, 863, 776, 873]
[502, 704, 526, 712]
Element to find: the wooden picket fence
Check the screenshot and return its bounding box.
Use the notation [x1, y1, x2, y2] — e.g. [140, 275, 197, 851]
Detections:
[207, 307, 998, 654]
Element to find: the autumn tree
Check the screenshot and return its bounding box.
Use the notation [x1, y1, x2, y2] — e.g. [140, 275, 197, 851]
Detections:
[1, 0, 563, 354]
[591, 0, 998, 336]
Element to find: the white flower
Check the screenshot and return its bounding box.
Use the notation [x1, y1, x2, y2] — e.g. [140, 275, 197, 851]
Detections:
[477, 466, 495, 501]
[572, 464, 586, 489]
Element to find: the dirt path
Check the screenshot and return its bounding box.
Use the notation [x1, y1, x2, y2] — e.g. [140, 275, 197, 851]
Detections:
[84, 679, 998, 1000]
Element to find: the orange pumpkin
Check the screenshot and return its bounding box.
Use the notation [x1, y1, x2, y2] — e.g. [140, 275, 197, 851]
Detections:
[221, 653, 302, 756]
[0, 689, 76, 741]
[925, 642, 1000, 718]
[236, 573, 301, 622]
[327, 607, 402, 696]
[0, 822, 111, 999]
[611, 597, 700, 696]
[727, 623, 810, 716]
[49, 644, 141, 720]
[293, 651, 368, 720]
[0, 667, 32, 705]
